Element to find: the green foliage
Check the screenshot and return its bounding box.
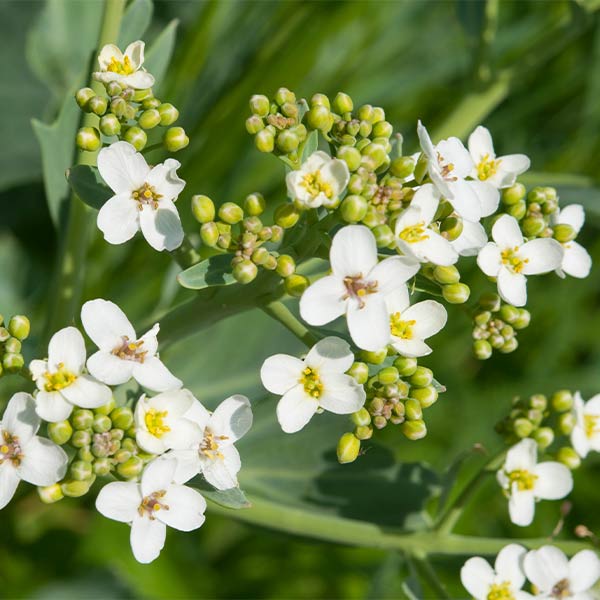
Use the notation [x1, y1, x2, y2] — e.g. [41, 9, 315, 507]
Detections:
[67, 165, 112, 211]
[177, 255, 236, 290]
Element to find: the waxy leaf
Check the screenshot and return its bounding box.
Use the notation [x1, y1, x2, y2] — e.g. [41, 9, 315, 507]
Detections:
[118, 0, 153, 48]
[67, 164, 112, 211]
[177, 254, 236, 290]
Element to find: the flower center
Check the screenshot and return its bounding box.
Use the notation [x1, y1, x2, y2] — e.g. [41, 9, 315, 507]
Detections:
[112, 336, 147, 363]
[487, 581, 515, 600]
[501, 247, 529, 274]
[551, 578, 571, 598]
[132, 183, 163, 210]
[300, 367, 323, 399]
[437, 152, 457, 181]
[144, 409, 170, 438]
[507, 469, 537, 491]
[139, 490, 169, 519]
[584, 414, 600, 438]
[342, 275, 379, 309]
[390, 313, 416, 339]
[0, 431, 23, 466]
[398, 221, 429, 244]
[44, 362, 77, 392]
[107, 55, 135, 75]
[477, 154, 501, 180]
[200, 428, 229, 460]
[301, 171, 333, 199]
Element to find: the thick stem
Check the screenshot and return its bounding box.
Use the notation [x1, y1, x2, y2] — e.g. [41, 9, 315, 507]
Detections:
[261, 300, 318, 347]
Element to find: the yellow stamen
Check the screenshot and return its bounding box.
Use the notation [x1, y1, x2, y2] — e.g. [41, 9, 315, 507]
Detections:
[112, 336, 147, 363]
[390, 314, 416, 339]
[487, 581, 515, 600]
[132, 183, 163, 210]
[144, 409, 170, 438]
[398, 221, 429, 244]
[342, 275, 378, 309]
[300, 366, 323, 399]
[584, 414, 600, 438]
[200, 428, 229, 460]
[300, 171, 333, 199]
[477, 153, 501, 181]
[507, 469, 537, 491]
[139, 490, 169, 519]
[107, 55, 135, 75]
[501, 247, 529, 274]
[43, 362, 77, 392]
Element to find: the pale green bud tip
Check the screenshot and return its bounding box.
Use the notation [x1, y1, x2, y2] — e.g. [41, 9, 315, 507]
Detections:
[440, 216, 463, 241]
[433, 265, 460, 285]
[553, 224, 576, 243]
[276, 130, 300, 153]
[306, 105, 331, 131]
[38, 483, 64, 504]
[274, 203, 300, 229]
[521, 216, 545, 237]
[191, 195, 216, 223]
[552, 390, 573, 412]
[76, 127, 101, 152]
[283, 274, 309, 297]
[393, 356, 418, 376]
[139, 108, 161, 129]
[255, 129, 274, 153]
[332, 92, 353, 114]
[354, 425, 373, 440]
[372, 225, 394, 248]
[71, 408, 94, 430]
[378, 366, 399, 385]
[218, 202, 244, 224]
[359, 349, 387, 365]
[93, 414, 112, 433]
[479, 292, 501, 312]
[337, 432, 361, 464]
[8, 315, 30, 340]
[244, 193, 266, 216]
[99, 114, 121, 136]
[502, 183, 526, 205]
[232, 260, 258, 284]
[117, 456, 144, 479]
[4, 338, 20, 354]
[251, 247, 269, 266]
[94, 398, 116, 415]
[123, 126, 147, 151]
[158, 103, 179, 126]
[401, 419, 427, 441]
[88, 95, 108, 116]
[513, 417, 533, 438]
[47, 421, 73, 445]
[390, 156, 416, 179]
[337, 146, 362, 172]
[110, 406, 134, 430]
[558, 412, 576, 435]
[106, 81, 122, 96]
[200, 222, 220, 247]
[340, 195, 368, 223]
[164, 127, 189, 152]
[3, 353, 24, 372]
[405, 398, 423, 421]
[347, 361, 369, 385]
[529, 394, 547, 411]
[557, 446, 581, 470]
[249, 94, 270, 117]
[411, 386, 438, 408]
[372, 120, 393, 138]
[409, 366, 433, 388]
[61, 477, 95, 498]
[442, 283, 470, 304]
[71, 460, 93, 481]
[246, 115, 264, 135]
[75, 87, 95, 109]
[132, 88, 153, 102]
[351, 407, 371, 427]
[506, 200, 527, 220]
[70, 430, 91, 448]
[276, 255, 296, 278]
[94, 458, 113, 476]
[275, 87, 296, 106]
[533, 427, 554, 450]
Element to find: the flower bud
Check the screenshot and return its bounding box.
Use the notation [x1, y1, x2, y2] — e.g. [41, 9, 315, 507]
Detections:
[372, 415, 387, 429]
[142, 97, 160, 109]
[556, 446, 581, 470]
[123, 126, 147, 151]
[401, 419, 427, 440]
[533, 427, 554, 450]
[200, 222, 219, 247]
[552, 390, 573, 412]
[479, 292, 501, 312]
[131, 88, 152, 102]
[190, 195, 215, 224]
[360, 143, 387, 170]
[498, 304, 518, 324]
[275, 87, 296, 106]
[76, 87, 96, 110]
[359, 349, 387, 365]
[246, 115, 264, 135]
[243, 192, 266, 216]
[232, 259, 258, 284]
[48, 420, 73, 445]
[280, 102, 298, 119]
[332, 92, 353, 114]
[274, 203, 300, 229]
[71, 430, 91, 448]
[254, 129, 275, 153]
[78, 446, 94, 462]
[95, 398, 116, 416]
[71, 460, 93, 481]
[113, 448, 132, 464]
[375, 366, 398, 385]
[104, 81, 122, 96]
[499, 337, 518, 353]
[473, 339, 493, 360]
[337, 432, 360, 464]
[369, 225, 392, 248]
[502, 183, 526, 205]
[99, 114, 121, 136]
[336, 146, 362, 172]
[354, 425, 373, 440]
[340, 195, 368, 223]
[390, 156, 415, 179]
[110, 97, 128, 117]
[157, 102, 179, 126]
[164, 126, 189, 152]
[88, 95, 108, 116]
[276, 255, 296, 278]
[117, 456, 145, 479]
[244, 216, 263, 235]
[93, 414, 112, 433]
[283, 274, 309, 297]
[513, 417, 533, 438]
[433, 265, 460, 285]
[347, 361, 369, 385]
[249, 94, 270, 117]
[351, 408, 371, 428]
[393, 356, 418, 377]
[76, 127, 101, 152]
[218, 202, 244, 224]
[529, 394, 547, 411]
[38, 483, 64, 504]
[411, 386, 438, 408]
[0, 327, 9, 342]
[251, 247, 269, 266]
[474, 311, 491, 326]
[138, 108, 161, 130]
[306, 105, 331, 131]
[93, 458, 113, 476]
[61, 477, 95, 498]
[4, 338, 21, 354]
[409, 366, 433, 388]
[110, 407, 134, 430]
[372, 120, 393, 138]
[558, 412, 576, 435]
[506, 200, 527, 220]
[442, 283, 470, 304]
[2, 353, 24, 372]
[521, 216, 545, 238]
[440, 216, 463, 241]
[404, 398, 423, 421]
[276, 130, 300, 153]
[553, 224, 576, 243]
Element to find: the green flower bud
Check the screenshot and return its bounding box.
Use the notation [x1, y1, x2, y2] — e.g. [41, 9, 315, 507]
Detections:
[270, 225, 284, 243]
[521, 216, 545, 238]
[4, 338, 21, 354]
[246, 115, 264, 135]
[157, 103, 179, 126]
[76, 127, 101, 152]
[113, 449, 132, 464]
[337, 432, 360, 464]
[553, 224, 576, 243]
[0, 326, 8, 342]
[373, 415, 387, 429]
[533, 427, 554, 450]
[360, 349, 387, 365]
[47, 421, 73, 445]
[527, 187, 547, 204]
[479, 292, 501, 312]
[357, 104, 374, 122]
[142, 97, 160, 109]
[218, 202, 244, 224]
[347, 361, 369, 385]
[552, 390, 573, 412]
[529, 394, 547, 411]
[372, 120, 393, 138]
[164, 127, 189, 152]
[390, 156, 415, 179]
[275, 87, 296, 106]
[244, 216, 263, 235]
[473, 339, 493, 360]
[88, 95, 108, 116]
[71, 430, 91, 448]
[70, 409, 93, 431]
[38, 483, 64, 504]
[433, 265, 460, 285]
[75, 87, 96, 110]
[200, 222, 220, 247]
[276, 130, 300, 153]
[393, 356, 418, 377]
[351, 407, 371, 427]
[411, 386, 438, 408]
[2, 353, 24, 372]
[306, 105, 331, 131]
[354, 425, 373, 440]
[254, 129, 275, 153]
[372, 224, 394, 248]
[251, 247, 269, 266]
[124, 103, 137, 120]
[249, 94, 270, 117]
[117, 455, 145, 479]
[340, 195, 368, 223]
[360, 143, 387, 170]
[371, 107, 385, 123]
[506, 200, 527, 220]
[283, 274, 309, 297]
[442, 283, 470, 304]
[191, 195, 216, 224]
[513, 309, 531, 330]
[274, 203, 300, 228]
[105, 81, 122, 96]
[332, 92, 353, 114]
[378, 366, 399, 385]
[513, 417, 533, 438]
[111, 428, 125, 441]
[138, 108, 160, 130]
[71, 460, 93, 481]
[132, 88, 153, 102]
[123, 126, 147, 151]
[110, 407, 134, 430]
[232, 260, 258, 284]
[502, 183, 526, 205]
[558, 412, 576, 435]
[93, 458, 113, 476]
[337, 146, 362, 172]
[99, 114, 121, 136]
[405, 398, 423, 421]
[93, 414, 112, 433]
[310, 93, 330, 109]
[499, 337, 518, 353]
[276, 255, 296, 278]
[557, 446, 581, 470]
[543, 199, 558, 215]
[244, 192, 266, 216]
[440, 216, 463, 241]
[490, 334, 506, 349]
[474, 311, 491, 326]
[498, 304, 519, 324]
[401, 419, 427, 440]
[78, 446, 94, 462]
[280, 102, 298, 119]
[61, 477, 95, 498]
[95, 398, 116, 416]
[122, 438, 137, 452]
[110, 96, 127, 118]
[409, 366, 433, 388]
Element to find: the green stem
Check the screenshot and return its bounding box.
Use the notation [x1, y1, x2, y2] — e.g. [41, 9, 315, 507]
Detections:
[261, 300, 318, 347]
[411, 552, 450, 598]
[45, 0, 126, 338]
[170, 237, 202, 269]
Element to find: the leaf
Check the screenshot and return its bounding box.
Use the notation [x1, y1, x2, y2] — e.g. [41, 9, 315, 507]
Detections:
[67, 164, 112, 210]
[177, 254, 236, 290]
[455, 0, 486, 43]
[191, 479, 251, 510]
[117, 0, 153, 48]
[144, 20, 178, 93]
[301, 130, 318, 162]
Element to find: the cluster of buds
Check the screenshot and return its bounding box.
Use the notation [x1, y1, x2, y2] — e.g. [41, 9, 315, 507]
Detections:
[0, 314, 30, 376]
[421, 264, 471, 305]
[471, 293, 530, 359]
[41, 400, 151, 502]
[501, 184, 561, 238]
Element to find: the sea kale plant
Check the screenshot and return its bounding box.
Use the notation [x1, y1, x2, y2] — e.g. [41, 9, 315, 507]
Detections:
[2, 0, 599, 595]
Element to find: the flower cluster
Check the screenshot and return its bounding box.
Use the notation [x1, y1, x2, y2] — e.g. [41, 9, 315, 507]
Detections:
[0, 314, 30, 377]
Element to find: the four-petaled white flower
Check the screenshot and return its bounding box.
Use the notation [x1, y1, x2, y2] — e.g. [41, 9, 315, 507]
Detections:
[524, 545, 600, 600]
[385, 287, 447, 357]
[452, 220, 488, 257]
[394, 184, 459, 266]
[97, 141, 185, 251]
[300, 225, 419, 351]
[81, 298, 182, 393]
[168, 395, 253, 490]
[260, 336, 366, 433]
[477, 214, 563, 307]
[286, 151, 350, 209]
[570, 391, 600, 459]
[552, 204, 592, 279]
[0, 393, 68, 510]
[93, 41, 155, 90]
[417, 121, 483, 222]
[30, 327, 112, 423]
[95, 458, 206, 564]
[461, 544, 532, 600]
[496, 438, 573, 527]
[134, 389, 202, 455]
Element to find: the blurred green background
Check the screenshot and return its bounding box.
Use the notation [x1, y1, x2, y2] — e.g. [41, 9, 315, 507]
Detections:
[1, 0, 600, 597]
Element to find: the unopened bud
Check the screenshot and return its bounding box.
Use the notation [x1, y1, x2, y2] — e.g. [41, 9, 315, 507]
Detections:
[442, 283, 470, 304]
[93, 458, 113, 476]
[254, 129, 275, 153]
[2, 353, 24, 372]
[200, 222, 219, 247]
[340, 195, 368, 223]
[76, 87, 96, 109]
[283, 274, 309, 297]
[61, 477, 95, 498]
[558, 412, 576, 435]
[499, 337, 518, 354]
[110, 96, 127, 118]
[4, 338, 20, 354]
[393, 356, 418, 377]
[276, 130, 300, 154]
[7, 315, 28, 340]
[402, 419, 427, 440]
[99, 114, 121, 136]
[232, 260, 258, 284]
[513, 417, 533, 438]
[117, 456, 145, 479]
[157, 103, 179, 126]
[521, 216, 545, 238]
[76, 127, 101, 152]
[553, 224, 576, 243]
[249, 94, 270, 117]
[405, 398, 423, 421]
[47, 421, 73, 445]
[440, 216, 463, 241]
[71, 430, 91, 448]
[556, 446, 581, 470]
[351, 407, 371, 427]
[71, 460, 93, 481]
[372, 120, 393, 138]
[138, 108, 161, 129]
[354, 425, 373, 440]
[479, 292, 501, 312]
[276, 255, 296, 277]
[251, 247, 270, 265]
[552, 390, 573, 412]
[409, 366, 433, 388]
[275, 87, 295, 106]
[244, 193, 266, 216]
[164, 127, 189, 152]
[513, 309, 531, 330]
[502, 183, 526, 205]
[93, 414, 112, 433]
[311, 93, 330, 109]
[332, 92, 353, 114]
[473, 339, 493, 360]
[506, 200, 527, 220]
[88, 95, 108, 116]
[191, 195, 216, 223]
[347, 361, 369, 385]
[411, 386, 438, 408]
[71, 408, 94, 430]
[390, 156, 415, 179]
[337, 146, 362, 171]
[110, 407, 134, 430]
[372, 224, 394, 248]
[433, 265, 460, 285]
[376, 366, 397, 385]
[123, 126, 147, 151]
[274, 203, 300, 229]
[337, 432, 360, 464]
[218, 202, 244, 224]
[533, 427, 554, 450]
[359, 349, 387, 365]
[38, 483, 64, 504]
[246, 115, 264, 135]
[306, 105, 331, 131]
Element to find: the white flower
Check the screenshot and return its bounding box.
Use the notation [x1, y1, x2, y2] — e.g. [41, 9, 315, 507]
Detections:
[552, 204, 592, 279]
[385, 286, 447, 357]
[460, 544, 532, 600]
[468, 126, 530, 189]
[570, 391, 600, 459]
[394, 184, 459, 266]
[524, 545, 600, 599]
[477, 214, 563, 307]
[81, 298, 182, 393]
[134, 389, 202, 455]
[0, 393, 68, 510]
[417, 121, 482, 221]
[168, 395, 252, 490]
[30, 327, 112, 423]
[96, 141, 185, 251]
[496, 438, 573, 527]
[299, 225, 419, 351]
[260, 336, 366, 434]
[95, 458, 206, 564]
[93, 41, 155, 89]
[286, 151, 349, 209]
[451, 219, 488, 257]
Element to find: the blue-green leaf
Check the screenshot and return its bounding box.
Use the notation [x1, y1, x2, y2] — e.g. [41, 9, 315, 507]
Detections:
[191, 479, 251, 510]
[67, 164, 112, 210]
[301, 130, 318, 162]
[144, 20, 178, 92]
[117, 0, 153, 47]
[177, 254, 236, 290]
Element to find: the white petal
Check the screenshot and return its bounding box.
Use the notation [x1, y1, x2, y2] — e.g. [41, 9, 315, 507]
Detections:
[2, 393, 39, 443]
[61, 375, 112, 409]
[98, 43, 123, 70]
[95, 481, 141, 523]
[146, 159, 186, 203]
[533, 462, 572, 500]
[320, 158, 350, 197]
[509, 488, 535, 526]
[319, 373, 365, 414]
[304, 337, 354, 374]
[330, 225, 378, 278]
[384, 286, 410, 314]
[505, 438, 537, 472]
[161, 419, 203, 451]
[437, 137, 474, 178]
[493, 154, 530, 187]
[390, 338, 432, 358]
[571, 426, 590, 459]
[29, 359, 48, 381]
[276, 385, 318, 433]
[209, 395, 252, 443]
[477, 243, 501, 276]
[138, 202, 184, 252]
[417, 121, 435, 160]
[468, 126, 495, 164]
[468, 180, 500, 217]
[0, 462, 20, 510]
[18, 436, 67, 486]
[136, 430, 166, 455]
[520, 239, 563, 275]
[130, 516, 166, 564]
[97, 193, 139, 245]
[368, 256, 419, 295]
[132, 357, 182, 392]
[562, 242, 592, 279]
[300, 151, 330, 173]
[569, 550, 600, 593]
[122, 70, 155, 90]
[141, 458, 177, 496]
[346, 293, 390, 351]
[492, 215, 524, 248]
[446, 179, 482, 222]
[48, 327, 86, 374]
[200, 444, 241, 491]
[402, 300, 447, 339]
[35, 391, 73, 422]
[409, 184, 440, 225]
[87, 351, 134, 386]
[97, 141, 149, 195]
[124, 40, 145, 69]
[494, 543, 527, 588]
[524, 546, 569, 592]
[81, 298, 136, 351]
[460, 556, 495, 599]
[299, 275, 347, 326]
[147, 388, 195, 416]
[453, 220, 488, 257]
[160, 484, 206, 531]
[557, 204, 585, 232]
[138, 324, 159, 357]
[260, 354, 304, 395]
[498, 268, 527, 307]
[168, 449, 200, 485]
[413, 232, 458, 266]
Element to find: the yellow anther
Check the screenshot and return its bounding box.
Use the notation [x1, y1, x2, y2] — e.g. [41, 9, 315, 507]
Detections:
[43, 363, 77, 392]
[107, 55, 135, 75]
[139, 490, 169, 519]
[477, 154, 501, 181]
[342, 275, 379, 309]
[398, 221, 429, 244]
[390, 314, 416, 339]
[300, 366, 323, 399]
[585, 414, 600, 438]
[301, 171, 334, 199]
[501, 247, 529, 274]
[487, 581, 515, 600]
[113, 336, 147, 363]
[144, 409, 170, 438]
[0, 445, 8, 454]
[132, 183, 162, 210]
[507, 469, 537, 491]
